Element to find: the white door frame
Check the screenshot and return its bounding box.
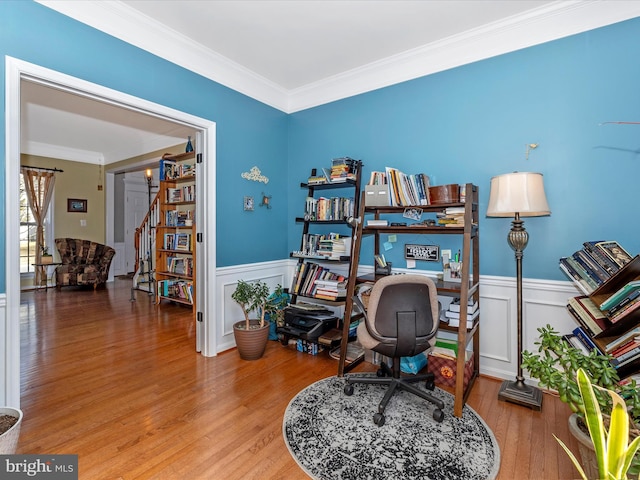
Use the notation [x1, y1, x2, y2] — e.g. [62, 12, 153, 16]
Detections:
[4, 56, 218, 407]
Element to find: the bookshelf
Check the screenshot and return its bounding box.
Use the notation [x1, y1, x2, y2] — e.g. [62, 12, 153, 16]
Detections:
[571, 256, 640, 378]
[338, 183, 480, 418]
[281, 158, 363, 346]
[155, 151, 196, 311]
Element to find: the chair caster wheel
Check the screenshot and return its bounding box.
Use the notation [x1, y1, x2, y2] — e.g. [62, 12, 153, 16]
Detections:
[425, 379, 435, 390]
[433, 408, 444, 423]
[373, 412, 385, 426]
[344, 384, 354, 396]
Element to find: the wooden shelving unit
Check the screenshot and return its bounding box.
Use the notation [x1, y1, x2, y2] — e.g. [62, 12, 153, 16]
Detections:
[572, 255, 640, 379]
[338, 183, 480, 417]
[155, 151, 196, 312]
[281, 160, 363, 346]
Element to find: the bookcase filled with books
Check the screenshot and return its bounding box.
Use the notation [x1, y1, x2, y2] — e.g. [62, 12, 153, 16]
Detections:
[281, 158, 363, 348]
[337, 182, 480, 418]
[155, 151, 196, 310]
[560, 240, 640, 379]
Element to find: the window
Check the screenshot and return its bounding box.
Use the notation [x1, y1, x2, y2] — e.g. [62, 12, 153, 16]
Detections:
[19, 174, 52, 274]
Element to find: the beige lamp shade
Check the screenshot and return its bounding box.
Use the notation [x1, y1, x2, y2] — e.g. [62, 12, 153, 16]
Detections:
[486, 172, 550, 218]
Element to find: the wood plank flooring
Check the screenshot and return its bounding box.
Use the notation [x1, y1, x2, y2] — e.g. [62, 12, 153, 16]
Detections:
[18, 278, 581, 479]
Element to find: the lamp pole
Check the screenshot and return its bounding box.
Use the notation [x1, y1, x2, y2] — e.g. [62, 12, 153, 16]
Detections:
[498, 212, 543, 410]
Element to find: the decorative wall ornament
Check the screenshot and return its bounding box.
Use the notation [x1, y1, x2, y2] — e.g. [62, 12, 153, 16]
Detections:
[241, 166, 269, 184]
[260, 193, 272, 209]
[243, 196, 254, 211]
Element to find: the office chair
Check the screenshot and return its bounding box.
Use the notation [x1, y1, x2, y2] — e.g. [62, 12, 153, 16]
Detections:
[344, 274, 445, 426]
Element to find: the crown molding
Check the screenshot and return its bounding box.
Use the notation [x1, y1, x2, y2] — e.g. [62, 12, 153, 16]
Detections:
[37, 1, 640, 114]
[23, 141, 104, 165]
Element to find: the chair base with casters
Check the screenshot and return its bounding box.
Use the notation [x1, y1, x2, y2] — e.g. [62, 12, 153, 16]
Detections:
[344, 359, 445, 426]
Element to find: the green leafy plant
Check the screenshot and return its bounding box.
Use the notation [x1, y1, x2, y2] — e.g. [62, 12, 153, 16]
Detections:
[555, 368, 640, 480]
[522, 324, 640, 475]
[40, 244, 51, 256]
[522, 325, 640, 425]
[231, 280, 287, 330]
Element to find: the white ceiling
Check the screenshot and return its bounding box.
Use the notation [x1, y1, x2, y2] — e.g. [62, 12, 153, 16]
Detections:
[24, 0, 640, 165]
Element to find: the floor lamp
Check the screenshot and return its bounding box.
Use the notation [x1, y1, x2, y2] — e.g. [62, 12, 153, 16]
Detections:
[487, 172, 551, 410]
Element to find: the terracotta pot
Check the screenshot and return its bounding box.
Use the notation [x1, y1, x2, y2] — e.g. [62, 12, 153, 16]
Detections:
[568, 413, 598, 480]
[233, 320, 270, 360]
[0, 407, 23, 454]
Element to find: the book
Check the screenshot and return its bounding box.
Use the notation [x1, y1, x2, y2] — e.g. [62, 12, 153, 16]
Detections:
[563, 333, 590, 355]
[604, 326, 640, 353]
[574, 249, 610, 283]
[444, 308, 480, 322]
[612, 346, 640, 367]
[445, 318, 474, 329]
[611, 339, 640, 358]
[608, 298, 640, 323]
[567, 296, 609, 335]
[595, 240, 633, 268]
[571, 326, 601, 353]
[449, 297, 479, 314]
[600, 280, 640, 311]
[559, 259, 593, 295]
[583, 240, 621, 275]
[318, 328, 343, 347]
[366, 219, 389, 227]
[565, 255, 600, 290]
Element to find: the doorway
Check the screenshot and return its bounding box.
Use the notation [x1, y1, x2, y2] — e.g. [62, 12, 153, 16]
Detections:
[5, 56, 218, 407]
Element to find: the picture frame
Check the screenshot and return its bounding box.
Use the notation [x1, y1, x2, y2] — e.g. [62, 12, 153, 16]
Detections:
[67, 198, 87, 213]
[243, 196, 254, 211]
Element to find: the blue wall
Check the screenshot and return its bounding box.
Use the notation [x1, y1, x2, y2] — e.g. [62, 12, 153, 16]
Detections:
[288, 17, 640, 281]
[0, 1, 289, 292]
[2, 3, 639, 292]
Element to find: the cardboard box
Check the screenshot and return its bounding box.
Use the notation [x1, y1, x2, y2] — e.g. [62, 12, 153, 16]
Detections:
[364, 185, 390, 206]
[427, 353, 474, 389]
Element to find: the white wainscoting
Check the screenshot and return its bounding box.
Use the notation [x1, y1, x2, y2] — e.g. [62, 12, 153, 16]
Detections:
[215, 260, 291, 353]
[215, 260, 583, 383]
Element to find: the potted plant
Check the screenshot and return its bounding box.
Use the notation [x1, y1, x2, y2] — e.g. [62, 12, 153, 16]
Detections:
[522, 325, 640, 477]
[555, 368, 640, 480]
[0, 406, 23, 454]
[40, 244, 53, 264]
[231, 280, 286, 360]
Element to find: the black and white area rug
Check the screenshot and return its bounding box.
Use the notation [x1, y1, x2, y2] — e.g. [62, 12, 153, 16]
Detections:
[283, 376, 500, 480]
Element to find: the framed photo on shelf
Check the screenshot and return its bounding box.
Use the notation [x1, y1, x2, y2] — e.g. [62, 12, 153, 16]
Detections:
[67, 198, 87, 213]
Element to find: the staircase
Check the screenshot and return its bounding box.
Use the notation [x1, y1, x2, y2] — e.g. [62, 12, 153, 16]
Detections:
[131, 191, 161, 300]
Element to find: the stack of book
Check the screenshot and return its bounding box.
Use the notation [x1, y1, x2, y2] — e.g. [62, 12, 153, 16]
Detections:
[290, 262, 347, 299]
[442, 297, 479, 328]
[559, 240, 632, 295]
[317, 236, 351, 260]
[329, 157, 359, 183]
[599, 280, 640, 323]
[313, 278, 347, 301]
[437, 207, 466, 227]
[295, 232, 350, 259]
[566, 296, 609, 336]
[604, 327, 640, 370]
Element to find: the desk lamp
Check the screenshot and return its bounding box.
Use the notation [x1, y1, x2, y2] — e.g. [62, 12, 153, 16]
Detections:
[487, 172, 550, 410]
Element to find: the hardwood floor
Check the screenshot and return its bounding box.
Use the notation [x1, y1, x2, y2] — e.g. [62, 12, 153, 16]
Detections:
[18, 279, 581, 479]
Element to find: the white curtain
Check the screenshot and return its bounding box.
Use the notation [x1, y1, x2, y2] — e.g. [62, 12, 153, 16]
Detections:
[21, 167, 56, 285]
